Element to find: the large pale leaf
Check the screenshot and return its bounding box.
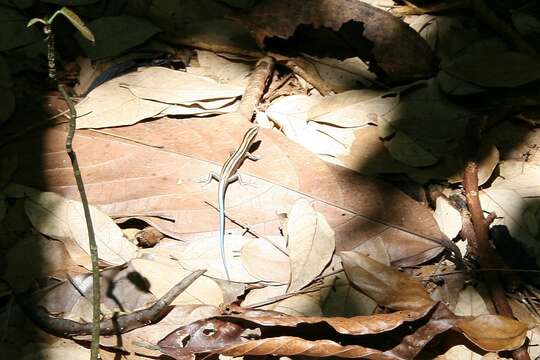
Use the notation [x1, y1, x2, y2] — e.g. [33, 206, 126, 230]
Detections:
[309, 89, 399, 128]
[175, 235, 260, 282]
[266, 95, 347, 156]
[287, 199, 335, 292]
[433, 197, 462, 240]
[25, 192, 138, 265]
[75, 67, 243, 129]
[480, 188, 540, 267]
[240, 236, 290, 283]
[131, 258, 223, 306]
[7, 116, 449, 268]
[492, 161, 540, 197]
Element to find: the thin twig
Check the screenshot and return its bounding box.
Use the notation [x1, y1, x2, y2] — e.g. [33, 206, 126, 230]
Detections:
[59, 84, 101, 359]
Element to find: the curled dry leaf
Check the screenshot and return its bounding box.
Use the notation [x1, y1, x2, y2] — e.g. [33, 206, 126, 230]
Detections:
[25, 191, 138, 266]
[287, 198, 335, 292]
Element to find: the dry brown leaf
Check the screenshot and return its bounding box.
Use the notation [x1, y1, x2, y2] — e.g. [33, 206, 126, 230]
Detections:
[287, 198, 335, 292]
[340, 251, 435, 312]
[455, 315, 528, 352]
[231, 0, 437, 82]
[7, 117, 448, 268]
[25, 191, 138, 266]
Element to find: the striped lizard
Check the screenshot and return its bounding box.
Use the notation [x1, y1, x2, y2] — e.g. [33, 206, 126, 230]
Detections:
[202, 126, 260, 280]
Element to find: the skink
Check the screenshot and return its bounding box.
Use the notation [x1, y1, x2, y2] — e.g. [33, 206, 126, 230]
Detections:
[204, 126, 260, 280]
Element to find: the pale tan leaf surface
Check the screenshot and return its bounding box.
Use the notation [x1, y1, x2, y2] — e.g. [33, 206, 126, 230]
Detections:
[25, 192, 138, 265]
[308, 89, 398, 128]
[492, 160, 540, 197]
[433, 197, 462, 240]
[7, 116, 448, 267]
[75, 67, 243, 129]
[131, 258, 223, 306]
[176, 235, 260, 282]
[240, 236, 290, 283]
[187, 50, 252, 86]
[124, 67, 243, 104]
[453, 285, 490, 317]
[287, 198, 335, 292]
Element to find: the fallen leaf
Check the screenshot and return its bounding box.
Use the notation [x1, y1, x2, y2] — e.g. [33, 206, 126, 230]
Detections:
[25, 191, 138, 265]
[480, 188, 540, 266]
[131, 258, 224, 306]
[378, 117, 439, 167]
[433, 197, 462, 240]
[176, 235, 260, 282]
[75, 67, 243, 129]
[20, 340, 90, 360]
[7, 117, 449, 268]
[455, 315, 528, 352]
[240, 236, 290, 283]
[231, 0, 437, 82]
[442, 39, 540, 87]
[340, 251, 435, 312]
[287, 199, 335, 292]
[492, 161, 540, 197]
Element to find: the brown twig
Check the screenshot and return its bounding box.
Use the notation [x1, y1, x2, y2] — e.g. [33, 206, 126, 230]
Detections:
[237, 56, 275, 120]
[17, 270, 206, 338]
[463, 162, 530, 360]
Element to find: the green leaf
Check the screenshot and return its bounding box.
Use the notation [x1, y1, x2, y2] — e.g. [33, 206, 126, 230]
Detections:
[26, 17, 47, 27]
[57, 7, 95, 43]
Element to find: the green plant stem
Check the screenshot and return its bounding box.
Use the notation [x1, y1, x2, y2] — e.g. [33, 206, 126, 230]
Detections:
[59, 84, 100, 360]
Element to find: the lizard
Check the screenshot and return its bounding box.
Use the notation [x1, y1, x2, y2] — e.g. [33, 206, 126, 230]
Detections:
[201, 126, 260, 280]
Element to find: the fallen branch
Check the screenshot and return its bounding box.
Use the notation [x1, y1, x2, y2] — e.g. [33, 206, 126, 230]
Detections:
[17, 270, 206, 338]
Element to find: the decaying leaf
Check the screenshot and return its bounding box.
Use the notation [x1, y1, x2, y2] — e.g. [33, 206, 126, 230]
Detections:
[25, 191, 138, 265]
[287, 199, 335, 292]
[231, 0, 437, 82]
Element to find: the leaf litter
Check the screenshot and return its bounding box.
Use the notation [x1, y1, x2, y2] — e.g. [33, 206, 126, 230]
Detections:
[1, 0, 539, 359]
